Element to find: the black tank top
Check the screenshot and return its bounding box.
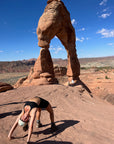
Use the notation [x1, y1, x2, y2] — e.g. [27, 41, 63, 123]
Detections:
[24, 101, 39, 111]
[24, 97, 49, 111]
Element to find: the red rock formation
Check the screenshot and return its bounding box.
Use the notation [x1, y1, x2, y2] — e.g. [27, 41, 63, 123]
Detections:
[33, 48, 55, 79]
[0, 82, 13, 92]
[15, 0, 80, 87]
[37, 0, 80, 81]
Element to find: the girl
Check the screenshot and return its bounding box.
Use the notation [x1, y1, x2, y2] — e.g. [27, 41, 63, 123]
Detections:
[8, 96, 57, 143]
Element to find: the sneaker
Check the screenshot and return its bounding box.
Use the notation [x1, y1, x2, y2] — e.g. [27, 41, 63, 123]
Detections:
[36, 122, 43, 128]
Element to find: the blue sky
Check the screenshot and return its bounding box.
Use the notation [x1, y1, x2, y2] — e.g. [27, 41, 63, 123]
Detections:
[0, 0, 114, 61]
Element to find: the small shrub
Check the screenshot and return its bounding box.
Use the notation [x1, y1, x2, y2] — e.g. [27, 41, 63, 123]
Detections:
[105, 75, 110, 79]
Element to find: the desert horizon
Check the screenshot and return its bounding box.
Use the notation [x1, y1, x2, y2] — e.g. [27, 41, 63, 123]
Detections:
[0, 55, 114, 62]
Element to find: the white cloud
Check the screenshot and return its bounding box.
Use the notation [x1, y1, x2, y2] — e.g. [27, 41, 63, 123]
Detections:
[97, 28, 114, 38]
[0, 50, 3, 53]
[16, 50, 24, 53]
[76, 37, 89, 42]
[50, 46, 64, 54]
[102, 8, 109, 12]
[32, 32, 36, 34]
[78, 28, 85, 31]
[108, 43, 114, 47]
[100, 12, 111, 18]
[98, 1, 111, 19]
[50, 47, 55, 51]
[54, 47, 63, 54]
[71, 19, 75, 24]
[71, 19, 77, 25]
[54, 36, 58, 39]
[81, 28, 85, 31]
[76, 37, 85, 42]
[86, 37, 89, 40]
[99, 0, 108, 6]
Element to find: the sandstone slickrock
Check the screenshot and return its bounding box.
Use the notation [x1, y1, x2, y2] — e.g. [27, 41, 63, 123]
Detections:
[0, 82, 13, 92]
[14, 77, 27, 88]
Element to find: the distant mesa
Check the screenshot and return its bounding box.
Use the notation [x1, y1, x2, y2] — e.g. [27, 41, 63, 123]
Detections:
[0, 56, 114, 74]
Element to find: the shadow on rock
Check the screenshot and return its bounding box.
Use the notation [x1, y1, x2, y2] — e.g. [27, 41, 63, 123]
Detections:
[69, 79, 93, 97]
[0, 101, 25, 107]
[33, 120, 80, 142]
[0, 110, 21, 119]
[29, 140, 72, 144]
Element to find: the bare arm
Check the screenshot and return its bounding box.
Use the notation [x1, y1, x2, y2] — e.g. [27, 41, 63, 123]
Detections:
[27, 109, 36, 143]
[8, 110, 24, 139]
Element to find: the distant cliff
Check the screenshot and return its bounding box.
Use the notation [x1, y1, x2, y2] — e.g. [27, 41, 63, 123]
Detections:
[0, 56, 114, 73]
[0, 60, 36, 73]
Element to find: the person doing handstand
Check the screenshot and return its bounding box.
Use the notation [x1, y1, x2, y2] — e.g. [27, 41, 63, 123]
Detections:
[8, 96, 57, 143]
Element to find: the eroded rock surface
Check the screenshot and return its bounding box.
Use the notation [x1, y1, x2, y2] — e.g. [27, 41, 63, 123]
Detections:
[0, 82, 13, 92]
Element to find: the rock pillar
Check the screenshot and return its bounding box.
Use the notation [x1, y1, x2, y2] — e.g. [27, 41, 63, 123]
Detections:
[33, 48, 55, 79]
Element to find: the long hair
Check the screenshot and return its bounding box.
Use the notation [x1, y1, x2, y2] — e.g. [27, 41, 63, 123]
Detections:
[21, 105, 30, 122]
[23, 123, 28, 131]
[21, 111, 30, 122]
[20, 107, 30, 131]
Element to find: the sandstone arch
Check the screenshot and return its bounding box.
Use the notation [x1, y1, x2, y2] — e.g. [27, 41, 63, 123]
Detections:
[20, 0, 80, 86]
